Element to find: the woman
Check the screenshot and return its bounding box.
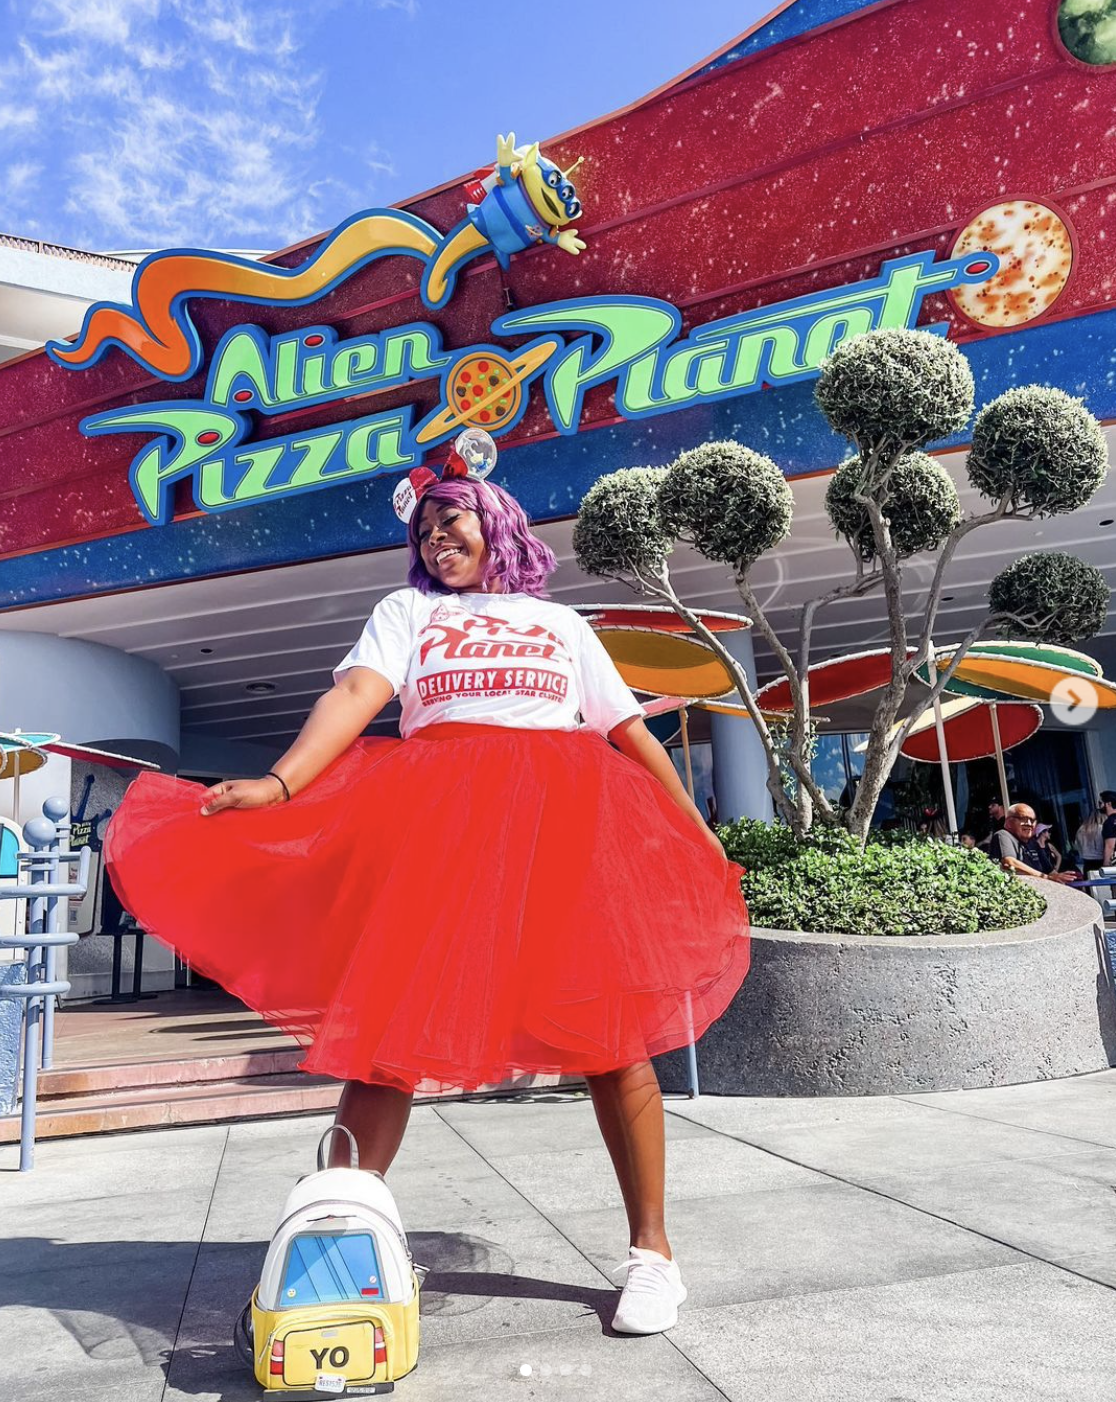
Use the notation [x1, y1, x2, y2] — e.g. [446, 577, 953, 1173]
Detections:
[1074, 808, 1106, 873]
[1034, 823, 1064, 875]
[105, 468, 750, 1337]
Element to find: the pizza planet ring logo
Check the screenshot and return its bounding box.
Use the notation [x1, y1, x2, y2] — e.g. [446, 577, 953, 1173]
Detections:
[71, 248, 999, 528]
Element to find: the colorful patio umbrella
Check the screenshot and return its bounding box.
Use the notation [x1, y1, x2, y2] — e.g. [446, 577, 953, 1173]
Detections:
[578, 604, 751, 700]
[577, 604, 751, 637]
[43, 740, 159, 772]
[853, 697, 1043, 830]
[754, 647, 918, 713]
[917, 640, 1116, 705]
[0, 731, 58, 819]
[898, 697, 1044, 764]
[915, 640, 1116, 809]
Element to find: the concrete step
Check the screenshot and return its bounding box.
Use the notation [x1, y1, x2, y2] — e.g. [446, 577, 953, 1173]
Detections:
[0, 1069, 341, 1143]
[38, 1047, 306, 1100]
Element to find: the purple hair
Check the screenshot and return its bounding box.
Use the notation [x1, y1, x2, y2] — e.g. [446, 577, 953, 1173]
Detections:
[407, 479, 558, 596]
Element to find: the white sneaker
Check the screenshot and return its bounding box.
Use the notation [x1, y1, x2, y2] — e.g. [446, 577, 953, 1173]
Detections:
[610, 1247, 687, 1334]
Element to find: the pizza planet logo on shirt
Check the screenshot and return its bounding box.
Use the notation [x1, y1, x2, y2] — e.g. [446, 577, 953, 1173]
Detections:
[418, 609, 568, 665]
[416, 607, 573, 708]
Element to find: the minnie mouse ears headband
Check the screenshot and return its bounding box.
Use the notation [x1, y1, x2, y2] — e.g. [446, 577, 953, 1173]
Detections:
[392, 428, 499, 525]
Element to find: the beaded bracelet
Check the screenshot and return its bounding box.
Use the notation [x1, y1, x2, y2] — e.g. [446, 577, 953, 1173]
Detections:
[265, 771, 291, 803]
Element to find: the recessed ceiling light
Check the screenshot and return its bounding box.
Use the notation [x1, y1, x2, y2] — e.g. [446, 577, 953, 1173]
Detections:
[246, 682, 277, 694]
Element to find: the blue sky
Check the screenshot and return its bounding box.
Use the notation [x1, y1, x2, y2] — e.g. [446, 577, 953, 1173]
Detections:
[0, 0, 771, 254]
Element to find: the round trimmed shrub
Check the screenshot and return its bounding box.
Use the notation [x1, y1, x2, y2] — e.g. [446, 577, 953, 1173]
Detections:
[815, 328, 975, 450]
[659, 440, 792, 565]
[825, 451, 961, 560]
[574, 466, 672, 579]
[988, 551, 1110, 644]
[719, 819, 1044, 936]
[967, 386, 1108, 516]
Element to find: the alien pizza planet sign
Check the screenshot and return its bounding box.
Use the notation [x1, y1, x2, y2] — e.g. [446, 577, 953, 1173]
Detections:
[50, 199, 997, 528]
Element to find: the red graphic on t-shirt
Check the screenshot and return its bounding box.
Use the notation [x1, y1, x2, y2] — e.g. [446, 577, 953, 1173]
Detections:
[416, 667, 569, 706]
[416, 610, 573, 708]
[418, 612, 570, 666]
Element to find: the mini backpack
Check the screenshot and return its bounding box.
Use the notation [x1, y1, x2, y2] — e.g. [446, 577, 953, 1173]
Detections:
[236, 1126, 423, 1396]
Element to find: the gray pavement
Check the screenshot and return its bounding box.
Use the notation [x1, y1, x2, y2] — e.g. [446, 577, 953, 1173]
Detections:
[4, 1074, 1116, 1401]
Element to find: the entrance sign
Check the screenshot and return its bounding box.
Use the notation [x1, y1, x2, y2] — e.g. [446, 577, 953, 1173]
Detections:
[53, 215, 997, 528]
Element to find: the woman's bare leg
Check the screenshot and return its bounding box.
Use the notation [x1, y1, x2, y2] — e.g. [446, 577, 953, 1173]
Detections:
[331, 1081, 414, 1174]
[585, 1061, 671, 1258]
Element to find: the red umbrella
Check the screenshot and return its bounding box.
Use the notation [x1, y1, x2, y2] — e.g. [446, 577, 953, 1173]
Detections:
[755, 647, 918, 712]
[44, 741, 158, 771]
[899, 698, 1043, 764]
[576, 604, 750, 636]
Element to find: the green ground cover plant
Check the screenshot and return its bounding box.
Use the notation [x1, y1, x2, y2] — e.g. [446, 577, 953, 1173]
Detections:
[718, 819, 1046, 937]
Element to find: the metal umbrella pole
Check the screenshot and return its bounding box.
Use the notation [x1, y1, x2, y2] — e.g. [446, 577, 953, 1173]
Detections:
[988, 702, 1011, 810]
[926, 658, 960, 838]
[677, 705, 701, 1100]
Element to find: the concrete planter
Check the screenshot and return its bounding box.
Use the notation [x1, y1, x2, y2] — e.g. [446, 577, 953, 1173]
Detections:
[656, 883, 1116, 1096]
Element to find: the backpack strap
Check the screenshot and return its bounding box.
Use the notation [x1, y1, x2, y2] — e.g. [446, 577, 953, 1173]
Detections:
[317, 1124, 359, 1171]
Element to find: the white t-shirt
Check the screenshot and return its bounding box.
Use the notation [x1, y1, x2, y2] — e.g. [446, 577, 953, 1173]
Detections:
[334, 588, 643, 739]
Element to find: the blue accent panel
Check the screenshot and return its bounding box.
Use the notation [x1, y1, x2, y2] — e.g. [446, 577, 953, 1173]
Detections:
[280, 1232, 384, 1308]
[0, 828, 19, 880]
[0, 964, 28, 1116]
[4, 308, 1116, 611]
[692, 0, 882, 75]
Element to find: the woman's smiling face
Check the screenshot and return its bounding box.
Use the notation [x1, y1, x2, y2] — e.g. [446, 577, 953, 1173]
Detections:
[417, 497, 490, 591]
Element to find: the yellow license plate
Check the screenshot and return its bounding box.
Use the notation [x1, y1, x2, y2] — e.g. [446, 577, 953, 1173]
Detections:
[282, 1322, 377, 1388]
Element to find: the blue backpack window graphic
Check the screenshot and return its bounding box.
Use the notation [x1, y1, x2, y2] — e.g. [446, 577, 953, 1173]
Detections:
[279, 1230, 385, 1307]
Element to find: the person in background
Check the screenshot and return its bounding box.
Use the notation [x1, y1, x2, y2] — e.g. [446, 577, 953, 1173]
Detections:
[1033, 823, 1063, 875]
[987, 804, 1077, 884]
[1101, 791, 1116, 867]
[979, 798, 1007, 852]
[959, 832, 977, 851]
[1074, 805, 1106, 873]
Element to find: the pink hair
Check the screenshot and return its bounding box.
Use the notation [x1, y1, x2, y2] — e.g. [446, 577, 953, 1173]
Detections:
[407, 478, 558, 596]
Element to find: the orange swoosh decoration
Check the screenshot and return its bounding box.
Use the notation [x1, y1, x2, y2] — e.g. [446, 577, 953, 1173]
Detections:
[48, 209, 441, 382]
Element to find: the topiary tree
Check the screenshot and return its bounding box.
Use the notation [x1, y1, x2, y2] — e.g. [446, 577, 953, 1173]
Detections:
[825, 452, 961, 562]
[575, 327, 1111, 843]
[658, 442, 793, 564]
[572, 467, 671, 583]
[989, 552, 1110, 644]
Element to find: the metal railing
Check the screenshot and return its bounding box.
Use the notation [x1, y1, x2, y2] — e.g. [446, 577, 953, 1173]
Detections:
[0, 796, 90, 1171]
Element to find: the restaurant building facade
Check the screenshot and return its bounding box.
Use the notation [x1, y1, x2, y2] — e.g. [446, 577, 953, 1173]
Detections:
[2, 0, 1115, 991]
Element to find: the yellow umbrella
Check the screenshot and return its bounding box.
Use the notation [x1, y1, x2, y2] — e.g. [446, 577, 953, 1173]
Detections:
[933, 652, 1116, 707]
[580, 604, 751, 701]
[0, 731, 57, 819]
[599, 631, 737, 700]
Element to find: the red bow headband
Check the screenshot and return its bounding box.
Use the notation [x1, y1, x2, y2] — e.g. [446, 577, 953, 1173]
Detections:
[392, 429, 498, 525]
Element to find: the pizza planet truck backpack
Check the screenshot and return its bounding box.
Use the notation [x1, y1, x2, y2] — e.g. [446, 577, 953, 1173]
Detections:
[236, 1127, 422, 1397]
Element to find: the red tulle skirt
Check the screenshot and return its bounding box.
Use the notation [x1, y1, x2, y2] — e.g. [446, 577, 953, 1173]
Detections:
[105, 724, 749, 1093]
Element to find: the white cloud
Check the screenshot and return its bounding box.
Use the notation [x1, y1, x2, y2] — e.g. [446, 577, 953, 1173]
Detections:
[0, 0, 391, 248]
[30, 0, 161, 45]
[0, 102, 40, 133]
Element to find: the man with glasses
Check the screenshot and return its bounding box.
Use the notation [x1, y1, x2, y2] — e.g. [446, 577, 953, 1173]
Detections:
[988, 804, 1077, 884]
